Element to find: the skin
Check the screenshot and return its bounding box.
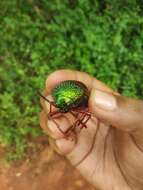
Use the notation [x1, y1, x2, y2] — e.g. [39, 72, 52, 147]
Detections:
[40, 69, 143, 190]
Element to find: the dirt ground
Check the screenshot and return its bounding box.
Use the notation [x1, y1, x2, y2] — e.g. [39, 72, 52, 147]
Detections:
[0, 135, 95, 190]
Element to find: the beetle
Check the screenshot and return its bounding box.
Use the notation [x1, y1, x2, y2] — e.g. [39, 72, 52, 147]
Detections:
[39, 80, 93, 135]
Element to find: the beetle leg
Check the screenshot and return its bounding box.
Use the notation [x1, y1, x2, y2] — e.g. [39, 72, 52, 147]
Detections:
[48, 111, 66, 136]
[74, 119, 100, 167]
[39, 92, 55, 105]
[51, 118, 66, 136]
[80, 113, 91, 128]
[71, 110, 91, 128]
[64, 111, 88, 135]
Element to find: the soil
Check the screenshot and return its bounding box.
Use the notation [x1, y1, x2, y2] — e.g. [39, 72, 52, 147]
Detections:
[0, 135, 95, 190]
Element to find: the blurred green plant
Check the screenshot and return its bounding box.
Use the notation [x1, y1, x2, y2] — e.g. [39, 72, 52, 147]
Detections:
[0, 0, 143, 161]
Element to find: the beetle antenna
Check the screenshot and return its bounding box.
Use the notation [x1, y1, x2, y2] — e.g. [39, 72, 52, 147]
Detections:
[38, 91, 53, 104]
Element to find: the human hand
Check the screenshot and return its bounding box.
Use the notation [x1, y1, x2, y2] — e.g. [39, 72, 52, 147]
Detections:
[40, 70, 143, 190]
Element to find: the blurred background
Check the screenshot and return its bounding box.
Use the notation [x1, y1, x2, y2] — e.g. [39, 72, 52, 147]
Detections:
[0, 0, 143, 189]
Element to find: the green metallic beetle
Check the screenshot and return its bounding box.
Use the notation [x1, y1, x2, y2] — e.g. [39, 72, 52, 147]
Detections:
[39, 80, 91, 135]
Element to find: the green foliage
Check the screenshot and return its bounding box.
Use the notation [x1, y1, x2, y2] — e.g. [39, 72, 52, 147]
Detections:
[0, 0, 143, 160]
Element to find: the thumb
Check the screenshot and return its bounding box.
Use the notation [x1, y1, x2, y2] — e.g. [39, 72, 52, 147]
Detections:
[89, 88, 143, 132]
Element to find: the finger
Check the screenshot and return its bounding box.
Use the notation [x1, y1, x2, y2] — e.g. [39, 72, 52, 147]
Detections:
[45, 69, 114, 94]
[55, 136, 77, 155]
[39, 111, 51, 135]
[89, 88, 143, 132]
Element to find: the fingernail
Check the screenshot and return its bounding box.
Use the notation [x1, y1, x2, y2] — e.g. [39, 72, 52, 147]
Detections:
[92, 89, 117, 111]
